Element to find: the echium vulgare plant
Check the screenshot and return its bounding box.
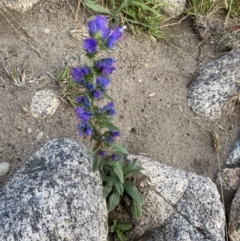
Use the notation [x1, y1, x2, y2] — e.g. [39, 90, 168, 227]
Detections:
[71, 15, 144, 220]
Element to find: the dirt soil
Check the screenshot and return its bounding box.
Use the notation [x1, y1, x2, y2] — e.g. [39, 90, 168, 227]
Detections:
[0, 0, 240, 208]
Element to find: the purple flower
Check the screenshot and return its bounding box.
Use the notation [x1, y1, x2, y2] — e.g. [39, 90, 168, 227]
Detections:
[96, 76, 110, 91]
[99, 102, 115, 116]
[111, 154, 118, 161]
[86, 83, 95, 91]
[88, 15, 108, 38]
[76, 95, 91, 108]
[108, 131, 121, 143]
[106, 26, 124, 49]
[76, 107, 93, 122]
[78, 123, 92, 137]
[95, 58, 116, 75]
[72, 66, 91, 83]
[93, 90, 103, 100]
[84, 38, 99, 54]
[98, 150, 107, 157]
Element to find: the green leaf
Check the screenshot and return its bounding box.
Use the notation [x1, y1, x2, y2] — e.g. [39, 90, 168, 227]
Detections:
[111, 143, 129, 155]
[92, 156, 100, 172]
[107, 191, 120, 212]
[103, 92, 113, 101]
[116, 229, 127, 241]
[111, 161, 124, 183]
[98, 120, 120, 131]
[110, 219, 118, 233]
[131, 200, 142, 220]
[122, 165, 144, 175]
[103, 177, 114, 198]
[115, 223, 132, 231]
[110, 169, 124, 195]
[84, 0, 111, 14]
[124, 180, 144, 204]
[100, 171, 109, 182]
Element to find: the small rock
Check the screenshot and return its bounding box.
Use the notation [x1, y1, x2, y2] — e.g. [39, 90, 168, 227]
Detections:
[37, 131, 43, 141]
[17, 126, 22, 131]
[0, 162, 10, 177]
[26, 127, 32, 134]
[148, 93, 156, 98]
[162, 0, 186, 17]
[22, 107, 29, 114]
[30, 90, 60, 119]
[43, 28, 50, 34]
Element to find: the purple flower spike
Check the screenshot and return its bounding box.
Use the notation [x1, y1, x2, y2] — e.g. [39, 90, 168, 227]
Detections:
[84, 38, 99, 54]
[78, 123, 92, 137]
[76, 107, 93, 122]
[106, 26, 124, 49]
[72, 66, 91, 83]
[88, 15, 108, 37]
[96, 58, 116, 75]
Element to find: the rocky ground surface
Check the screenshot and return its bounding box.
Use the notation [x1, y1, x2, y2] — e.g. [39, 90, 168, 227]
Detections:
[1, 0, 240, 239]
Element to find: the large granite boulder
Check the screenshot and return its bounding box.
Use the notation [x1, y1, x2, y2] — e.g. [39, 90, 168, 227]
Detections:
[0, 138, 108, 241]
[0, 0, 41, 12]
[228, 185, 240, 241]
[188, 48, 240, 120]
[126, 155, 226, 241]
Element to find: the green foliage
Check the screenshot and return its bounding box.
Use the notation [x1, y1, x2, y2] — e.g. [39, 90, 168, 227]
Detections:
[110, 219, 133, 241]
[57, 63, 79, 107]
[84, 0, 169, 40]
[186, 0, 240, 18]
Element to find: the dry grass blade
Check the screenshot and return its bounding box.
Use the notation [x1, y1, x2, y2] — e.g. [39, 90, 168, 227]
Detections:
[213, 131, 221, 152]
[2, 65, 45, 87]
[223, 93, 240, 115]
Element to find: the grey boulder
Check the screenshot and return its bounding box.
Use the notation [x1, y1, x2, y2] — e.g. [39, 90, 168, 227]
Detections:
[0, 0, 41, 12]
[127, 155, 226, 241]
[228, 185, 240, 241]
[0, 138, 108, 241]
[188, 48, 240, 120]
[226, 133, 240, 166]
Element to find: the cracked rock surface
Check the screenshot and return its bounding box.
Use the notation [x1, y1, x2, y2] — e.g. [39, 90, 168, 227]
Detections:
[0, 138, 108, 241]
[127, 155, 226, 241]
[188, 48, 240, 120]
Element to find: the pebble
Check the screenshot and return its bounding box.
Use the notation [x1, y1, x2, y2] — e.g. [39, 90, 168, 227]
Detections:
[22, 107, 30, 114]
[37, 132, 43, 141]
[148, 93, 156, 98]
[26, 127, 32, 134]
[0, 162, 10, 177]
[43, 28, 50, 34]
